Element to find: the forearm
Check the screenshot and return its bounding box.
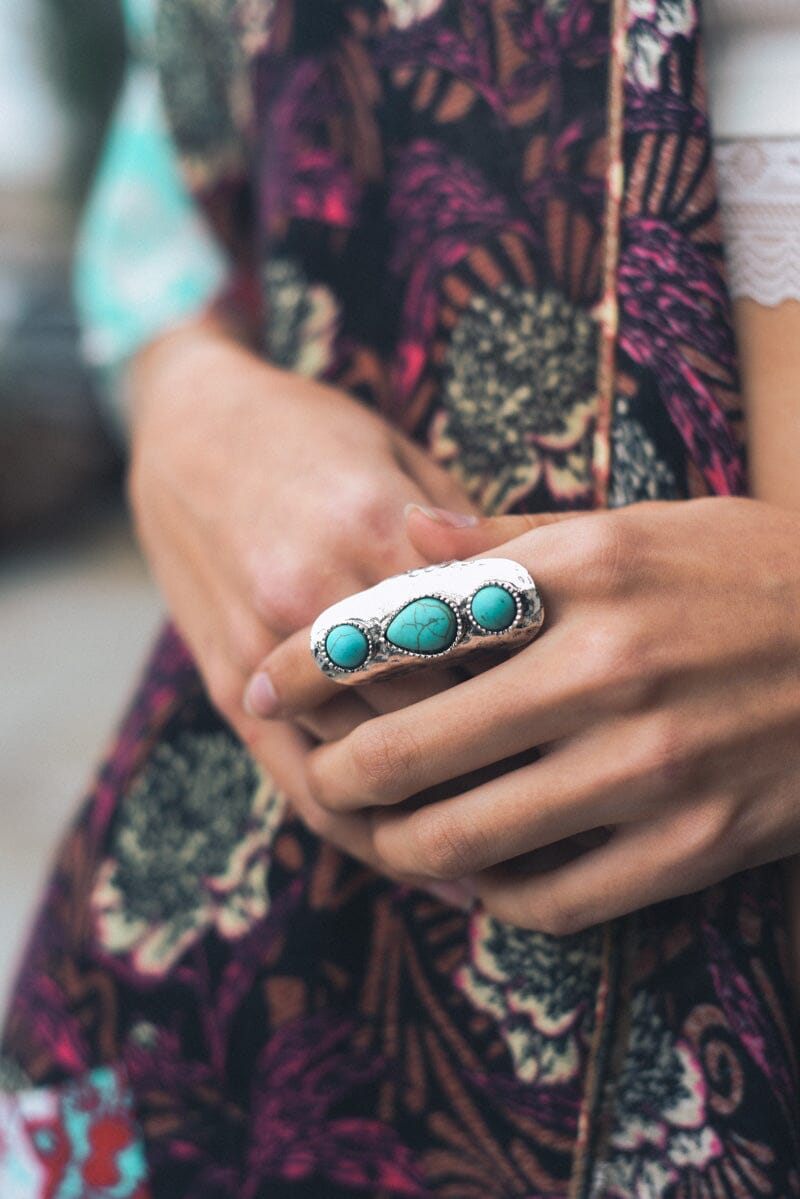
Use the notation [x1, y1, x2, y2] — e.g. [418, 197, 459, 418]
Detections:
[735, 298, 800, 506]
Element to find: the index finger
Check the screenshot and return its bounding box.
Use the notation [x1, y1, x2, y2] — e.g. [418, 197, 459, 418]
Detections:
[243, 623, 467, 719]
[244, 625, 341, 717]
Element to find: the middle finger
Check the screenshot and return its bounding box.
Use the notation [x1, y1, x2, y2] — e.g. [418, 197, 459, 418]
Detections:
[305, 618, 598, 812]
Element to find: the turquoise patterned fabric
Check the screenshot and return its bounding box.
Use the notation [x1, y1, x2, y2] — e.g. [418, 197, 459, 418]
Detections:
[73, 0, 226, 432]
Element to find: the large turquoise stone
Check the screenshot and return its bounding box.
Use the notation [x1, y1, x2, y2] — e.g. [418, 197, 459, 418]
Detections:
[470, 585, 516, 631]
[325, 624, 370, 670]
[386, 597, 457, 655]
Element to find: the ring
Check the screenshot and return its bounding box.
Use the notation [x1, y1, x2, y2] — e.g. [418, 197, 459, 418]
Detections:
[310, 558, 544, 684]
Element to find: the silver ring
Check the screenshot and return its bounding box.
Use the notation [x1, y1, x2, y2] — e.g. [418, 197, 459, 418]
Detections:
[310, 558, 544, 684]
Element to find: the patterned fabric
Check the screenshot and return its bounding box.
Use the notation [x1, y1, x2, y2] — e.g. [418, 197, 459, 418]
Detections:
[3, 1, 799, 1195]
[0, 1065, 151, 1198]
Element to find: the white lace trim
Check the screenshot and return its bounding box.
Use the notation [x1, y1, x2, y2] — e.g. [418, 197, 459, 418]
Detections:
[714, 137, 800, 307]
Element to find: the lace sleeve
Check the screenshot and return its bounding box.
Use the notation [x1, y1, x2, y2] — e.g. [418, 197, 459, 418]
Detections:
[714, 137, 800, 307]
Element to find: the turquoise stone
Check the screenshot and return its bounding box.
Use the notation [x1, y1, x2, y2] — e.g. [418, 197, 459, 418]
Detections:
[470, 585, 516, 631]
[386, 597, 457, 655]
[325, 624, 370, 670]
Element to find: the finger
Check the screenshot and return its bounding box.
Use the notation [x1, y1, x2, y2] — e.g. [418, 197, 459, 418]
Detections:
[405, 504, 585, 562]
[366, 734, 636, 881]
[244, 613, 471, 720]
[228, 667, 476, 909]
[236, 703, 385, 866]
[303, 621, 599, 812]
[471, 806, 720, 934]
[244, 623, 343, 717]
[294, 691, 375, 742]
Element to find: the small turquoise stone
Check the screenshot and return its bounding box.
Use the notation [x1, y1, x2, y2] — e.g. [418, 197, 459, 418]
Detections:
[470, 585, 516, 631]
[386, 597, 458, 655]
[325, 624, 370, 670]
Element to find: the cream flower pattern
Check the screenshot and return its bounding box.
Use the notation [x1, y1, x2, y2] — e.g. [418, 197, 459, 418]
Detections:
[263, 257, 339, 378]
[627, 0, 696, 91]
[92, 731, 287, 977]
[609, 397, 678, 506]
[454, 910, 601, 1086]
[430, 287, 597, 512]
[383, 0, 445, 29]
[598, 991, 721, 1197]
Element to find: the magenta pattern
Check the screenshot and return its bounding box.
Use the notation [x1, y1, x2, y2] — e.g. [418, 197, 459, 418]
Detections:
[2, 1, 799, 1196]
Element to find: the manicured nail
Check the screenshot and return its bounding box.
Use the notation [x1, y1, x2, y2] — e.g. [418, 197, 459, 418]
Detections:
[404, 503, 478, 528]
[244, 670, 278, 719]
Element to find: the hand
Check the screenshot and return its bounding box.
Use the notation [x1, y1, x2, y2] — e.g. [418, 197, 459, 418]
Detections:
[254, 497, 800, 932]
[127, 317, 480, 905]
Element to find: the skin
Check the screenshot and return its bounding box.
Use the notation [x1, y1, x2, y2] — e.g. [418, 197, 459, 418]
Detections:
[128, 313, 482, 901]
[240, 299, 800, 951]
[130, 300, 800, 959]
[734, 297, 800, 995]
[251, 497, 800, 935]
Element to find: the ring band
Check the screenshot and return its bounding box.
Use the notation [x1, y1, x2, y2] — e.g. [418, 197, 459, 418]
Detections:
[310, 558, 544, 684]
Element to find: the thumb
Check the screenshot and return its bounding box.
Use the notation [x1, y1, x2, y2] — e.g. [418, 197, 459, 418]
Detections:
[404, 503, 586, 561]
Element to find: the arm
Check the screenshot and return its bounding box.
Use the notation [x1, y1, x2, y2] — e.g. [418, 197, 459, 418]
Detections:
[88, 3, 481, 894]
[733, 296, 800, 996]
[735, 298, 800, 509]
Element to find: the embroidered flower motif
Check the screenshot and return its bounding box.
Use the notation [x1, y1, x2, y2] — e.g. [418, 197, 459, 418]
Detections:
[609, 397, 678, 506]
[0, 1066, 150, 1199]
[454, 910, 601, 1085]
[430, 286, 597, 511]
[92, 731, 287, 977]
[597, 991, 722, 1197]
[245, 1011, 428, 1195]
[383, 0, 445, 29]
[627, 0, 696, 91]
[263, 258, 339, 377]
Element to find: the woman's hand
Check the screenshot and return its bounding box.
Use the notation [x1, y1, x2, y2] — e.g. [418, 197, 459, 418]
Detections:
[253, 496, 800, 932]
[127, 317, 479, 885]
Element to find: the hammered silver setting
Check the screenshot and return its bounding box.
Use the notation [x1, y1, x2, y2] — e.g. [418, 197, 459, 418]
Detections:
[310, 558, 544, 683]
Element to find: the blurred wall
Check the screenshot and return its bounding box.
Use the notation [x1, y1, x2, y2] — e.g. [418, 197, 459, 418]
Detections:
[0, 0, 124, 541]
[0, 1, 161, 1014]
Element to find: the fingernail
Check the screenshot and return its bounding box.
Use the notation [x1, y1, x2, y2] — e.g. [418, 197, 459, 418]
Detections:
[243, 670, 278, 719]
[426, 880, 479, 911]
[404, 503, 478, 528]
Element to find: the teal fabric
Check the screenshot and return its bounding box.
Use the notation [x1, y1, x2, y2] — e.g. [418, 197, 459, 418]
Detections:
[73, 0, 226, 434]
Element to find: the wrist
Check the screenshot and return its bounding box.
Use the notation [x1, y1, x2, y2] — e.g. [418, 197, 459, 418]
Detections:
[128, 314, 285, 436]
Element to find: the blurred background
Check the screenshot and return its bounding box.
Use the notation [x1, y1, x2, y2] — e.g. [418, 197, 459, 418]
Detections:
[0, 0, 161, 1011]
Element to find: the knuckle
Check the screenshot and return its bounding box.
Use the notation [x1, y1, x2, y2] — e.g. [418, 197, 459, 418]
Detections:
[571, 516, 631, 594]
[297, 793, 334, 839]
[303, 750, 336, 810]
[336, 474, 392, 536]
[531, 894, 588, 937]
[675, 797, 735, 869]
[411, 808, 476, 880]
[349, 720, 422, 802]
[582, 621, 638, 692]
[249, 552, 318, 634]
[632, 710, 690, 788]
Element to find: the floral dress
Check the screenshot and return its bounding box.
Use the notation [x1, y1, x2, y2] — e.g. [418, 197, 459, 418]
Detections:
[2, 1, 799, 1196]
